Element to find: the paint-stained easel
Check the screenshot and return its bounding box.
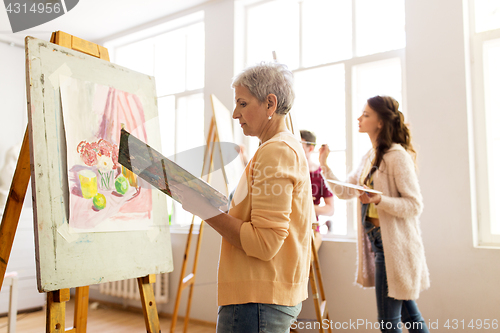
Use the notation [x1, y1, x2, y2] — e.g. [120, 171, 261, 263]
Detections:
[0, 31, 160, 333]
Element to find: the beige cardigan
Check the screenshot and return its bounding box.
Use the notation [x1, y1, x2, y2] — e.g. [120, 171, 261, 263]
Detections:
[218, 132, 314, 306]
[323, 144, 430, 300]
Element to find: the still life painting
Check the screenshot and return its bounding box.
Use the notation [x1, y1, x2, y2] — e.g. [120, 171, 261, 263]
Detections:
[60, 75, 153, 232]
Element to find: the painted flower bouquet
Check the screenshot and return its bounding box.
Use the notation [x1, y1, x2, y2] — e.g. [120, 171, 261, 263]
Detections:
[77, 139, 120, 191]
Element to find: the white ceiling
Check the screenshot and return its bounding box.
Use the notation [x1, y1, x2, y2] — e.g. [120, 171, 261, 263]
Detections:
[0, 0, 212, 46]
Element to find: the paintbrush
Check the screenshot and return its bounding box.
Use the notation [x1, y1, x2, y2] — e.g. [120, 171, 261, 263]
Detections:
[300, 141, 345, 153]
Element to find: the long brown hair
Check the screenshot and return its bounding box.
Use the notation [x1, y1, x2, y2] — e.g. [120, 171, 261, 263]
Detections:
[363, 95, 416, 185]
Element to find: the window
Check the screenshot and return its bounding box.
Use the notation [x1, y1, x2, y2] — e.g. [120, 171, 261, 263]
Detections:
[352, 58, 403, 163]
[294, 65, 348, 235]
[108, 13, 205, 227]
[237, 0, 406, 239]
[468, 0, 500, 246]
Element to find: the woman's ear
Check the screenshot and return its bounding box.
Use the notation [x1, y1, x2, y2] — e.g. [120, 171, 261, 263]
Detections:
[266, 94, 278, 115]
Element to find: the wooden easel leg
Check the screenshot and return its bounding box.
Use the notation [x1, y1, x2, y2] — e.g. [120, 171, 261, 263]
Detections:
[311, 237, 327, 304]
[183, 220, 205, 333]
[170, 120, 217, 333]
[309, 264, 324, 333]
[170, 218, 195, 332]
[310, 235, 332, 333]
[47, 289, 70, 333]
[138, 274, 161, 333]
[73, 286, 89, 332]
[0, 127, 31, 287]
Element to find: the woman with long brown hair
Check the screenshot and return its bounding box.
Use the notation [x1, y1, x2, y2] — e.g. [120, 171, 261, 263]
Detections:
[320, 95, 430, 333]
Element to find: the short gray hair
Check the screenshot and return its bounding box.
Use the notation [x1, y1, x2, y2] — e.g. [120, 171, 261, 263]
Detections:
[232, 62, 295, 115]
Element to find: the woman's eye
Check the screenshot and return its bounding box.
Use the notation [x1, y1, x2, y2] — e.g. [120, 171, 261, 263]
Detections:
[240, 102, 246, 107]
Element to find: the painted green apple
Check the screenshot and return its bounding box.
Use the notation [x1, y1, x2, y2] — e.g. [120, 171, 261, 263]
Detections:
[115, 175, 129, 195]
[93, 193, 106, 210]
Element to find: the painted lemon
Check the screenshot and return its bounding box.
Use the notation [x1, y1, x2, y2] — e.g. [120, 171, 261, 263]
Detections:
[93, 193, 106, 210]
[115, 175, 129, 195]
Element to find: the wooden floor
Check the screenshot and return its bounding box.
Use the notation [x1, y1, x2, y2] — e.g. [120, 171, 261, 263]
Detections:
[0, 299, 215, 333]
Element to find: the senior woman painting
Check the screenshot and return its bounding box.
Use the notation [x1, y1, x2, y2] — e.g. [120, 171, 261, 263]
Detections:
[174, 62, 315, 333]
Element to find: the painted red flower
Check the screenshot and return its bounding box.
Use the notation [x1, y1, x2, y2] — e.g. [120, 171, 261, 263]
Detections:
[81, 148, 98, 166]
[97, 139, 113, 157]
[77, 139, 119, 169]
[77, 141, 88, 154]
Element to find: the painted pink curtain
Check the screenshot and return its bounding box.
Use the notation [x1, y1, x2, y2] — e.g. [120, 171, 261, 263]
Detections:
[68, 84, 153, 231]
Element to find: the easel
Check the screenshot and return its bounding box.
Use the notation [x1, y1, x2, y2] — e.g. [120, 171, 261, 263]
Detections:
[170, 117, 221, 333]
[287, 105, 332, 332]
[274, 48, 331, 331]
[286, 105, 332, 332]
[0, 31, 161, 333]
[309, 235, 332, 333]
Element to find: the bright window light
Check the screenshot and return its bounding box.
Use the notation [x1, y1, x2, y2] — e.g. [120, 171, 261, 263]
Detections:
[158, 96, 176, 157]
[294, 64, 347, 235]
[186, 22, 205, 91]
[302, 0, 352, 66]
[155, 30, 187, 96]
[352, 58, 402, 162]
[240, 0, 405, 238]
[294, 65, 346, 152]
[176, 93, 205, 153]
[483, 38, 500, 234]
[115, 38, 155, 76]
[355, 0, 406, 56]
[475, 0, 500, 33]
[246, 0, 299, 68]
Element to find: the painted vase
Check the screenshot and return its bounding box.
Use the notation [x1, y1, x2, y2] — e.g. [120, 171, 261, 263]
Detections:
[97, 168, 115, 191]
[78, 170, 98, 199]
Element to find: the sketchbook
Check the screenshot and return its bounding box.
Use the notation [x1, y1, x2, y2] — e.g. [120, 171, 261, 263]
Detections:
[118, 129, 228, 209]
[326, 179, 383, 194]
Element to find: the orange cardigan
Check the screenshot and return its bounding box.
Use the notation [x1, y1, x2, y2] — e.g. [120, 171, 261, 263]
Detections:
[218, 132, 314, 306]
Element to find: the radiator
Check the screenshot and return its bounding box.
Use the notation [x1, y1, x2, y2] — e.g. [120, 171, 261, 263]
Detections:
[99, 273, 169, 304]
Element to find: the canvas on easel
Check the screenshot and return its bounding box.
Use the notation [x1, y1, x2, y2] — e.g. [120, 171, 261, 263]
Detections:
[59, 75, 155, 233]
[25, 36, 173, 292]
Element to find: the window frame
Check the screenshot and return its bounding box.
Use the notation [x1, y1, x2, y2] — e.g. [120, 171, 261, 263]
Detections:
[106, 12, 206, 230]
[467, 0, 500, 247]
[237, 0, 406, 240]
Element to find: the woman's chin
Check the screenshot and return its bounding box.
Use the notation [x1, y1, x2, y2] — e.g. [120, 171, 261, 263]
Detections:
[242, 127, 251, 136]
